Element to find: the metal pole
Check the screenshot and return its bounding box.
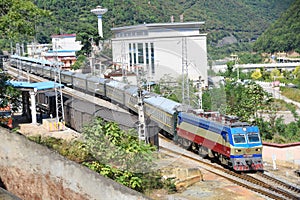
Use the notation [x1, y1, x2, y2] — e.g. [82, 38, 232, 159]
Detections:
[137, 88, 147, 142]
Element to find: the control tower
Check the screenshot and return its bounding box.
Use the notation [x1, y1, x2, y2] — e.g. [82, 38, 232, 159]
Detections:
[91, 6, 108, 38]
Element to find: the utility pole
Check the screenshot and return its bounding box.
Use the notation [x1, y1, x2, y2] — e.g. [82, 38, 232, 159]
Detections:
[54, 38, 65, 130]
[137, 87, 147, 143]
[121, 40, 128, 83]
[231, 54, 239, 80]
[181, 37, 190, 107]
[16, 43, 22, 81]
[198, 76, 204, 111]
[89, 37, 95, 75]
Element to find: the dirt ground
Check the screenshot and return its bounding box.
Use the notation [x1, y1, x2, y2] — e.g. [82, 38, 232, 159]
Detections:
[149, 155, 299, 200]
[12, 115, 300, 200]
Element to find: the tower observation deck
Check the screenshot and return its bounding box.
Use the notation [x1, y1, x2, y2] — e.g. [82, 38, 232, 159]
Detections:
[91, 6, 108, 38]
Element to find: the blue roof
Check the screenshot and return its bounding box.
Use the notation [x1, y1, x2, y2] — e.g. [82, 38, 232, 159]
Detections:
[8, 81, 64, 91]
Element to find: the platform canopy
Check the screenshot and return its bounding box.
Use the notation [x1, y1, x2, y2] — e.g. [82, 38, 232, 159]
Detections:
[8, 81, 64, 91]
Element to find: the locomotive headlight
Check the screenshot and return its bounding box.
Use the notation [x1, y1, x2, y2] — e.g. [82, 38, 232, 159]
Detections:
[235, 149, 241, 153]
[256, 148, 261, 152]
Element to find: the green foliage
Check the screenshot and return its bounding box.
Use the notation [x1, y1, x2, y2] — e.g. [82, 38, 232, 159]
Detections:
[270, 68, 283, 80]
[0, 0, 290, 57]
[292, 66, 300, 79]
[238, 53, 263, 64]
[202, 85, 227, 112]
[83, 118, 156, 172]
[281, 87, 300, 103]
[253, 0, 300, 53]
[71, 55, 87, 70]
[222, 80, 271, 121]
[0, 72, 21, 111]
[0, 0, 50, 42]
[27, 135, 92, 163]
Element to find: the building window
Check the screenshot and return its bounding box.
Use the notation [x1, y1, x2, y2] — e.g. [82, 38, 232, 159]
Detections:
[133, 43, 136, 65]
[151, 43, 154, 74]
[138, 43, 144, 64]
[129, 43, 132, 66]
[146, 43, 149, 65]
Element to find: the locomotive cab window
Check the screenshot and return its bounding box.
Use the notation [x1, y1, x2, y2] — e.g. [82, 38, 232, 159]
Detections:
[247, 133, 260, 143]
[233, 134, 246, 144]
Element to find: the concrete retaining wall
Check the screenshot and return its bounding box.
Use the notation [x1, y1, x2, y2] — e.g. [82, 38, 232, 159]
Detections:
[263, 144, 300, 165]
[0, 127, 150, 200]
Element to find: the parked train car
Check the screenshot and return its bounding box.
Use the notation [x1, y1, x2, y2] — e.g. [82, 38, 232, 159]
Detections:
[144, 96, 180, 136]
[60, 70, 74, 86]
[106, 80, 128, 105]
[72, 73, 89, 92]
[9, 55, 264, 171]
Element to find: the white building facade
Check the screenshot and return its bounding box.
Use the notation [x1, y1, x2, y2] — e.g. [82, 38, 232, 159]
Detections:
[111, 22, 208, 84]
[42, 34, 83, 69]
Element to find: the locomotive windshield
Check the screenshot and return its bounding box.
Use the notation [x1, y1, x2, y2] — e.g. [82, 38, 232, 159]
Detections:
[233, 134, 246, 144]
[247, 133, 261, 143]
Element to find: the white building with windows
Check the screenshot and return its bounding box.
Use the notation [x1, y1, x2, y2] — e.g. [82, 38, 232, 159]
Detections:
[111, 22, 208, 85]
[42, 34, 83, 69]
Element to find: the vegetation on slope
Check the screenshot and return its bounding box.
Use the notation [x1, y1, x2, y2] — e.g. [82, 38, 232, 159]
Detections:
[253, 0, 300, 53]
[28, 118, 175, 194]
[28, 0, 294, 59]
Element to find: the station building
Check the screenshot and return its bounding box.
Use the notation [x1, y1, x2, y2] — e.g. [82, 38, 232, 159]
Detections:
[111, 22, 208, 85]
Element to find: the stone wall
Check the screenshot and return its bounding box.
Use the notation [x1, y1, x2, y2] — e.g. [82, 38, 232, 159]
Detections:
[0, 128, 150, 200]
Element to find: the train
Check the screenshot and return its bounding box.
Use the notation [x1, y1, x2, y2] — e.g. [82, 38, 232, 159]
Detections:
[9, 55, 263, 171]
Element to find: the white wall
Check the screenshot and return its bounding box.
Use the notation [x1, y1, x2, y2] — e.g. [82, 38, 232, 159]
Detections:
[112, 34, 207, 85]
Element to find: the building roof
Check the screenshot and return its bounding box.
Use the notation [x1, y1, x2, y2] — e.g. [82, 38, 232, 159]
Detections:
[8, 81, 64, 91]
[51, 34, 76, 38]
[111, 21, 205, 32]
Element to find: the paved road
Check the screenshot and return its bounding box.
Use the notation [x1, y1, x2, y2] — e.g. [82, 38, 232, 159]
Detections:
[255, 81, 300, 123]
[256, 81, 300, 112]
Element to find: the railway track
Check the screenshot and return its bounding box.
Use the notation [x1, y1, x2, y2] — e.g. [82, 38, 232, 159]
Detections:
[159, 135, 300, 200]
[6, 64, 300, 199]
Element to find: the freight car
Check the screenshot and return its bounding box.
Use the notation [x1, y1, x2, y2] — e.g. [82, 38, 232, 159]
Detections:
[9, 55, 263, 171]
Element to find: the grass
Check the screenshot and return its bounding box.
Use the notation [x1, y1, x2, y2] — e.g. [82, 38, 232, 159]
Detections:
[280, 87, 300, 103]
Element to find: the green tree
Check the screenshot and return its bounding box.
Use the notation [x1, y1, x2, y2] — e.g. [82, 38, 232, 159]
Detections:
[292, 66, 300, 79]
[223, 80, 271, 121]
[0, 71, 20, 111]
[71, 55, 87, 70]
[0, 0, 50, 42]
[270, 68, 282, 81]
[83, 118, 156, 172]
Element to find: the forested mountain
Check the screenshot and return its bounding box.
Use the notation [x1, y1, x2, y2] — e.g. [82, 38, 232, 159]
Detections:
[30, 0, 294, 59]
[253, 0, 300, 54]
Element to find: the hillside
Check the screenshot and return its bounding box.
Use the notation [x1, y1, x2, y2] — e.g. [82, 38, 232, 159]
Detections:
[253, 0, 300, 54]
[33, 0, 294, 60]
